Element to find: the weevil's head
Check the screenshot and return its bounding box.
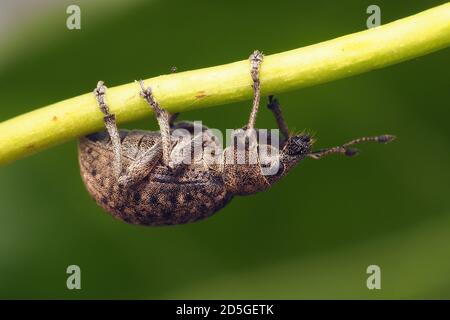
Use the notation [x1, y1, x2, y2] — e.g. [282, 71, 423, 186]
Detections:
[259, 133, 314, 188]
[282, 134, 313, 158]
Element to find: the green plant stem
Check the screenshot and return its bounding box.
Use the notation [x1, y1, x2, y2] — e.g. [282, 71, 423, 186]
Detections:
[1, 3, 449, 165]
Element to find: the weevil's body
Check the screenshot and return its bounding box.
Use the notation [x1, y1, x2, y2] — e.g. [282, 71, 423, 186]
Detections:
[79, 126, 233, 225]
[79, 51, 394, 226]
[78, 123, 308, 226]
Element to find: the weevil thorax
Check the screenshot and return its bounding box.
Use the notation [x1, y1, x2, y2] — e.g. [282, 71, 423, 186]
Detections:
[221, 128, 265, 195]
[222, 131, 313, 196]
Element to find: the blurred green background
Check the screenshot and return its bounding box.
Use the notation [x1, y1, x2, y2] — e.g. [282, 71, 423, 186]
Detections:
[0, 0, 449, 299]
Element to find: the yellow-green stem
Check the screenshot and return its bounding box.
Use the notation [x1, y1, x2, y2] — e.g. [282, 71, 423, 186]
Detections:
[1, 3, 449, 166]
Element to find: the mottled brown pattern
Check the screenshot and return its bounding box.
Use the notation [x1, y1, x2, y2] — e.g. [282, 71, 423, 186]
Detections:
[79, 128, 233, 226]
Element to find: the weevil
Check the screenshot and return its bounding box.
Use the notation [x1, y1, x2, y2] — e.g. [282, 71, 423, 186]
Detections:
[78, 50, 395, 226]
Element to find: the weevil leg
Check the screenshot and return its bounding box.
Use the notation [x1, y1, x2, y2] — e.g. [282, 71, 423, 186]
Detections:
[246, 50, 264, 130]
[267, 95, 290, 142]
[308, 134, 396, 159]
[138, 80, 172, 166]
[118, 143, 162, 188]
[94, 81, 123, 178]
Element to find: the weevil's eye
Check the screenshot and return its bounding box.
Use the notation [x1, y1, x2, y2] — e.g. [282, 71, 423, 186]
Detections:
[285, 134, 312, 156]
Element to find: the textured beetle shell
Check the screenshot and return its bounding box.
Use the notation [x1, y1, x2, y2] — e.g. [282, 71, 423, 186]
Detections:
[78, 128, 233, 226]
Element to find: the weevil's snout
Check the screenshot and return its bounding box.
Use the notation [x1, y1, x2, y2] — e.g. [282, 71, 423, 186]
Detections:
[284, 134, 313, 157]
